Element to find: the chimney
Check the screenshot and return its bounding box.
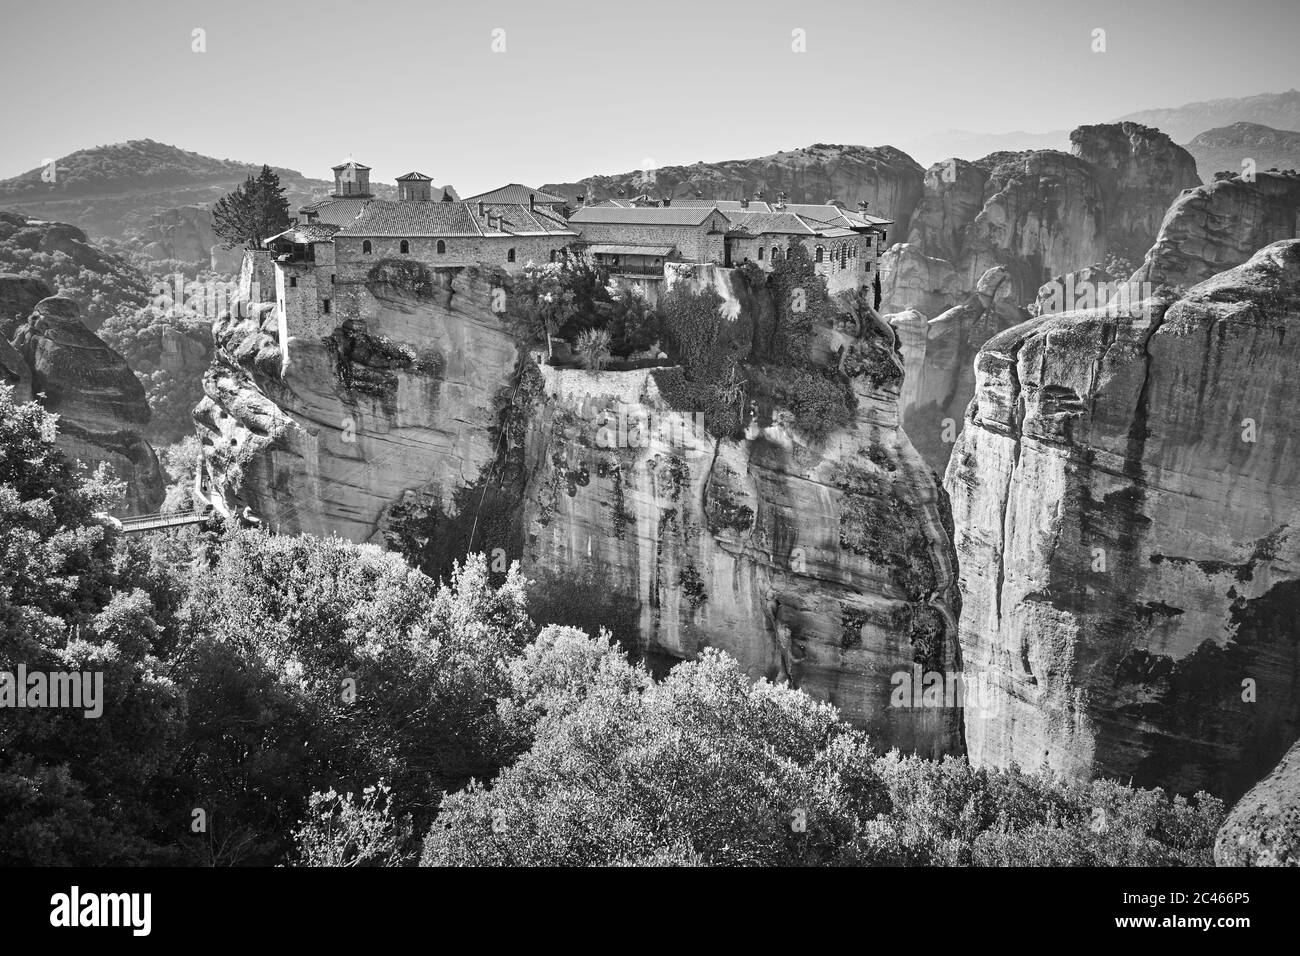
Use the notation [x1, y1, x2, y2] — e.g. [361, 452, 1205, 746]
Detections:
[478, 201, 486, 218]
[529, 193, 536, 211]
[857, 200, 870, 217]
[661, 196, 672, 208]
[775, 191, 787, 211]
[576, 193, 586, 207]
[740, 196, 750, 210]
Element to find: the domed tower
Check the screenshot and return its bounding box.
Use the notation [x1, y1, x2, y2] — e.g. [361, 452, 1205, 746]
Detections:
[396, 171, 433, 201]
[332, 160, 373, 198]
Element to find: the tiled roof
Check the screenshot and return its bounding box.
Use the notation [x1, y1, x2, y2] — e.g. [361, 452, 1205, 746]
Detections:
[268, 223, 341, 244]
[724, 211, 818, 236]
[396, 171, 433, 181]
[303, 198, 375, 226]
[339, 200, 483, 237]
[463, 183, 566, 205]
[569, 205, 721, 226]
[587, 243, 676, 256]
[336, 200, 576, 238]
[332, 161, 371, 171]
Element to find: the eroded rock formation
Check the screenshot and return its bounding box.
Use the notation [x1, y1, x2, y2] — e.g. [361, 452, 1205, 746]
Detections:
[946, 240, 1300, 800]
[196, 263, 519, 548]
[1134, 172, 1300, 290]
[890, 267, 1027, 473]
[544, 144, 926, 237]
[1215, 736, 1300, 866]
[516, 266, 961, 752]
[10, 295, 164, 513]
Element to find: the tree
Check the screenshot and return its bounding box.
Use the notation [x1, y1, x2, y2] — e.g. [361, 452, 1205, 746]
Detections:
[575, 327, 611, 371]
[212, 165, 290, 250]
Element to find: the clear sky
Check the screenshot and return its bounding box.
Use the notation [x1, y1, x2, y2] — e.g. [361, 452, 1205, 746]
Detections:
[1, 0, 1296, 194]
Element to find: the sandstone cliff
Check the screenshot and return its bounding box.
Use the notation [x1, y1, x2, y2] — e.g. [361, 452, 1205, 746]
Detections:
[889, 267, 1027, 473]
[544, 144, 926, 237]
[1215, 736, 1300, 866]
[196, 263, 520, 553]
[516, 265, 962, 752]
[136, 203, 242, 273]
[10, 296, 164, 513]
[1134, 171, 1300, 290]
[945, 240, 1300, 800]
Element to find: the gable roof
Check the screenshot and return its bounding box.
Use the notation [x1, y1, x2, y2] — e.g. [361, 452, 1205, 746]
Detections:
[301, 197, 377, 226]
[569, 205, 723, 226]
[463, 183, 566, 205]
[335, 200, 576, 238]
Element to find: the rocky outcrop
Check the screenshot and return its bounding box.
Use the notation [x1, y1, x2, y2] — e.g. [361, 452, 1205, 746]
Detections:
[878, 243, 962, 317]
[1070, 123, 1201, 264]
[545, 144, 926, 238]
[1215, 737, 1300, 866]
[1185, 122, 1300, 185]
[945, 240, 1300, 800]
[516, 267, 962, 752]
[890, 267, 1028, 473]
[0, 273, 53, 339]
[196, 263, 520, 549]
[10, 296, 164, 513]
[1133, 172, 1300, 290]
[136, 203, 242, 273]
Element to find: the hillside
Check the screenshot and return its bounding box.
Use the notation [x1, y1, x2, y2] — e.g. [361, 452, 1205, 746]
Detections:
[1184, 122, 1300, 182]
[1118, 89, 1300, 144]
[0, 139, 344, 240]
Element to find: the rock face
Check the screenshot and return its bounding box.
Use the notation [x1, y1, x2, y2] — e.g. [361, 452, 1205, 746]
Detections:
[1185, 122, 1300, 185]
[196, 263, 520, 546]
[1215, 737, 1300, 866]
[0, 273, 53, 339]
[544, 144, 926, 238]
[890, 267, 1027, 473]
[1134, 172, 1300, 290]
[945, 240, 1300, 800]
[200, 255, 963, 754]
[515, 266, 962, 752]
[878, 243, 961, 317]
[135, 203, 242, 273]
[1069, 123, 1202, 264]
[10, 296, 164, 513]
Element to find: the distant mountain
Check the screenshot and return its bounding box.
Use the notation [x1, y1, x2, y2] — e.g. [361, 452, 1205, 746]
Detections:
[1183, 122, 1300, 182]
[1117, 90, 1300, 145]
[0, 139, 368, 241]
[894, 129, 1071, 168]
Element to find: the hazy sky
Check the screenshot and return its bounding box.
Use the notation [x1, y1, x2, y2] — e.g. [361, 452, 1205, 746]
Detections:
[1, 0, 1296, 193]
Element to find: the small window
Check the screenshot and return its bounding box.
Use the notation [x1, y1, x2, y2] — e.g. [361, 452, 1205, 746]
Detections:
[758, 247, 764, 261]
[322, 298, 331, 314]
[549, 249, 556, 262]
[362, 240, 372, 255]
[289, 276, 297, 288]
[437, 240, 446, 254]
[330, 273, 336, 284]
[815, 246, 824, 262]
[400, 240, 410, 254]
[507, 248, 516, 263]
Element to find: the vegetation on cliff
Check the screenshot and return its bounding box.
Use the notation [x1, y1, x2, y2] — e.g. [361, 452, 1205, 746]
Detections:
[0, 383, 1225, 866]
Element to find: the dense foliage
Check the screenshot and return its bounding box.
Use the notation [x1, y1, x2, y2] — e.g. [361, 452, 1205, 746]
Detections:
[0, 384, 1225, 867]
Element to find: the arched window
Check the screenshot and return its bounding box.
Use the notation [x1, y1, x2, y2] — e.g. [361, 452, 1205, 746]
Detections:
[436, 240, 446, 254]
[841, 246, 848, 268]
[771, 246, 779, 261]
[400, 240, 410, 255]
[757, 247, 764, 261]
[815, 246, 824, 262]
[362, 240, 372, 255]
[507, 248, 516, 263]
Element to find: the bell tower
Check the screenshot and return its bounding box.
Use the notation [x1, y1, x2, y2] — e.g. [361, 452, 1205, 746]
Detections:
[332, 160, 373, 198]
[396, 171, 433, 201]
